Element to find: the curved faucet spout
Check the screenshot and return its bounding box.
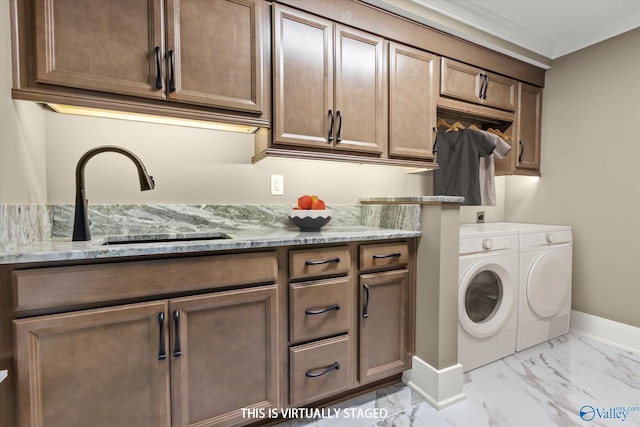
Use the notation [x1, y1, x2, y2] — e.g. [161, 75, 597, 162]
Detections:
[72, 145, 155, 241]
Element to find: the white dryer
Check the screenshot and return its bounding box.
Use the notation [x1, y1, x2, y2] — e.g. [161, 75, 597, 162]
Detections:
[516, 225, 572, 351]
[458, 225, 519, 372]
[471, 223, 573, 351]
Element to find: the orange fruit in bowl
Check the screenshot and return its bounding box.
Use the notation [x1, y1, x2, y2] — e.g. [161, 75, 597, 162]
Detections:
[297, 195, 313, 210]
[311, 197, 326, 210]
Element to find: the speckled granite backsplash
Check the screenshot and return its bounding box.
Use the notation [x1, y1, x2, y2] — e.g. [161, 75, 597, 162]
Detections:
[360, 204, 421, 231]
[0, 202, 424, 249]
[50, 204, 364, 237]
[0, 204, 52, 251]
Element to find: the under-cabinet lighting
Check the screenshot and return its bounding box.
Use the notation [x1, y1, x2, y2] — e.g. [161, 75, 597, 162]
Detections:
[404, 167, 436, 174]
[46, 104, 259, 134]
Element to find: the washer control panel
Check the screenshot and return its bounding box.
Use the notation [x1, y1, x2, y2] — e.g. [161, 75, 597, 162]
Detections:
[459, 235, 517, 255]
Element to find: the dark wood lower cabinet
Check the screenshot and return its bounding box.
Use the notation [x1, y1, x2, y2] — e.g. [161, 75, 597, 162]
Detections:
[359, 269, 410, 384]
[13, 301, 171, 427]
[7, 240, 416, 426]
[13, 286, 279, 427]
[170, 286, 279, 427]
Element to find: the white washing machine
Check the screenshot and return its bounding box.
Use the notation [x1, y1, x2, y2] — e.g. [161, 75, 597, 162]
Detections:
[458, 225, 519, 372]
[469, 223, 573, 351]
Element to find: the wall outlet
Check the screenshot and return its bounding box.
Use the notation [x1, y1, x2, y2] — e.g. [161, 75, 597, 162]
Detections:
[271, 175, 284, 195]
[476, 211, 485, 223]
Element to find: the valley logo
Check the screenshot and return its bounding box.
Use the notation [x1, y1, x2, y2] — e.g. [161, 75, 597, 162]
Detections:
[580, 405, 640, 422]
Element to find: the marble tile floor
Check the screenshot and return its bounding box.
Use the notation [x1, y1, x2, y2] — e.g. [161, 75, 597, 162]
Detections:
[278, 333, 640, 427]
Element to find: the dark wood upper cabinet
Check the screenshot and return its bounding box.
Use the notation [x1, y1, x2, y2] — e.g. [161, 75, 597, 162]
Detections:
[273, 5, 384, 154]
[388, 42, 437, 160]
[165, 0, 264, 112]
[34, 0, 165, 99]
[495, 82, 542, 176]
[273, 6, 334, 148]
[15, 0, 267, 120]
[515, 82, 542, 171]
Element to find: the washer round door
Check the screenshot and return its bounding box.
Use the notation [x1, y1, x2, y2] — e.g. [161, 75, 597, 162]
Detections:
[525, 248, 572, 318]
[459, 260, 516, 338]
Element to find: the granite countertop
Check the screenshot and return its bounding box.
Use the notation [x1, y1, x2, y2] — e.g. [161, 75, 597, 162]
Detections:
[0, 226, 420, 264]
[0, 198, 465, 264]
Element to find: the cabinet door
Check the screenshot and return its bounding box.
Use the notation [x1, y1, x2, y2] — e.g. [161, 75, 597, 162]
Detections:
[440, 58, 516, 112]
[359, 269, 409, 384]
[516, 83, 542, 171]
[13, 301, 171, 427]
[165, 0, 264, 112]
[170, 285, 278, 427]
[334, 25, 385, 153]
[388, 42, 437, 160]
[273, 6, 334, 148]
[34, 0, 165, 99]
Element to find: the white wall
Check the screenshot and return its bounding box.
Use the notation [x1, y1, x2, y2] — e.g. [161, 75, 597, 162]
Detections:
[0, 0, 47, 203]
[43, 110, 431, 205]
[505, 28, 640, 328]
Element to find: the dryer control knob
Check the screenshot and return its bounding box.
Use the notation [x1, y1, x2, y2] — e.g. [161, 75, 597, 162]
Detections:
[482, 239, 493, 250]
[546, 233, 555, 244]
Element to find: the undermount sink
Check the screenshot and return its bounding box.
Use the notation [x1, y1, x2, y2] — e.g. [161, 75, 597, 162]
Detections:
[97, 232, 233, 246]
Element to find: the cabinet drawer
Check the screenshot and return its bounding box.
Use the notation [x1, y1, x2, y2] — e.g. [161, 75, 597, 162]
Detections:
[289, 246, 350, 280]
[440, 58, 516, 112]
[12, 251, 278, 313]
[289, 335, 351, 407]
[289, 277, 351, 343]
[360, 242, 409, 272]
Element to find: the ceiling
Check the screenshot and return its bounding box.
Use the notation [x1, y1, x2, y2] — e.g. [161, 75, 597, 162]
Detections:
[367, 0, 640, 67]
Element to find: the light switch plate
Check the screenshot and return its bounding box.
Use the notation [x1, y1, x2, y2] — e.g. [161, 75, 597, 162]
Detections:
[271, 175, 284, 195]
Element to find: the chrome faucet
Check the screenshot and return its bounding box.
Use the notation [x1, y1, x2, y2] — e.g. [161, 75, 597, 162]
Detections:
[72, 145, 155, 241]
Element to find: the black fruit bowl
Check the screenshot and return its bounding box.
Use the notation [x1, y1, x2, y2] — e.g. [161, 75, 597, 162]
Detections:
[288, 209, 332, 231]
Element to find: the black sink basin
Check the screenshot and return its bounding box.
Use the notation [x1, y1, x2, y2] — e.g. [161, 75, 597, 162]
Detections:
[98, 232, 232, 245]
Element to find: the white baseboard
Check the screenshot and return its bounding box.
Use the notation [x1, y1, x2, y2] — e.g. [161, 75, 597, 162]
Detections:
[570, 310, 640, 354]
[402, 357, 465, 410]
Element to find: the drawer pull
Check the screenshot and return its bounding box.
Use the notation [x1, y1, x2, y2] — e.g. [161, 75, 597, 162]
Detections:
[305, 257, 340, 266]
[362, 284, 370, 318]
[372, 252, 401, 259]
[305, 304, 341, 315]
[173, 310, 182, 357]
[158, 312, 166, 360]
[305, 362, 340, 378]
